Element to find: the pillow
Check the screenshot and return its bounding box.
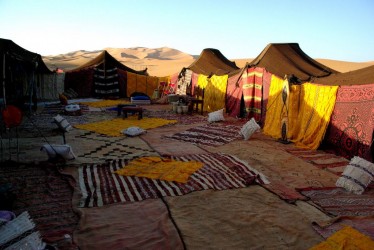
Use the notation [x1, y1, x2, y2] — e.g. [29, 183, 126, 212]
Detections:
[336, 156, 374, 194]
[239, 118, 261, 140]
[41, 144, 76, 160]
[65, 104, 80, 112]
[53, 115, 73, 132]
[208, 109, 225, 123]
[122, 126, 146, 136]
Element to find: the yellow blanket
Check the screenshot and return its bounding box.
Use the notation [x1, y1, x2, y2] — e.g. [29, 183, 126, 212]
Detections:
[115, 156, 204, 183]
[310, 226, 374, 250]
[74, 116, 177, 137]
[263, 75, 338, 150]
[81, 99, 130, 108]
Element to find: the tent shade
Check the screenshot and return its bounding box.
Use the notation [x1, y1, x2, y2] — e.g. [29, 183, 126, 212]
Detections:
[68, 50, 148, 75]
[187, 48, 240, 76]
[313, 65, 374, 86]
[249, 43, 338, 81]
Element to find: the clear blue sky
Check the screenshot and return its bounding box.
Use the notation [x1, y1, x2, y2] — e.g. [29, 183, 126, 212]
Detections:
[1, 0, 373, 62]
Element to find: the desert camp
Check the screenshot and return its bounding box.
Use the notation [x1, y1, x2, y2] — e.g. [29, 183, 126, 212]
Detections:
[1, 37, 374, 249]
[1, 0, 374, 249]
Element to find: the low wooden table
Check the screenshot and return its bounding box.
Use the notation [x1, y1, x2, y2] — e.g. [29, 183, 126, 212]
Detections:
[122, 106, 143, 120]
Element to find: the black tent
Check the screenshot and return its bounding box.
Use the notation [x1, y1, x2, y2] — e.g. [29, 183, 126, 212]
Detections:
[0, 38, 52, 109]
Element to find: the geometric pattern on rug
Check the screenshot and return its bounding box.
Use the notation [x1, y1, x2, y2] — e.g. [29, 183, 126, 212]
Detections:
[299, 186, 374, 216]
[163, 123, 242, 147]
[285, 148, 349, 176]
[0, 162, 79, 246]
[312, 216, 374, 240]
[73, 131, 158, 162]
[77, 153, 269, 207]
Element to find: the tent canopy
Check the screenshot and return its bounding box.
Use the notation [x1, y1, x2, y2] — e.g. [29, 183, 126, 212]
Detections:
[249, 43, 338, 81]
[0, 38, 52, 74]
[313, 65, 374, 86]
[69, 50, 148, 75]
[187, 48, 239, 76]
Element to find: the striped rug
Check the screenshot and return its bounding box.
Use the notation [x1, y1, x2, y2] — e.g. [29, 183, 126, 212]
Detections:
[163, 123, 243, 147]
[77, 153, 269, 207]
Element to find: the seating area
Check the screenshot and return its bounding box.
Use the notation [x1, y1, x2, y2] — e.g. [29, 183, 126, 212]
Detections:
[188, 86, 204, 115]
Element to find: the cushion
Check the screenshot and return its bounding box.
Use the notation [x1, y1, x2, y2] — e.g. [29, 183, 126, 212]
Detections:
[336, 156, 374, 194]
[208, 109, 225, 123]
[53, 115, 73, 132]
[239, 118, 261, 140]
[41, 144, 76, 160]
[65, 104, 80, 112]
[122, 126, 146, 136]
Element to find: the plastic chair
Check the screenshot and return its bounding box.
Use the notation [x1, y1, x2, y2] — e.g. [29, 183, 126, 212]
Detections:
[1, 105, 23, 161]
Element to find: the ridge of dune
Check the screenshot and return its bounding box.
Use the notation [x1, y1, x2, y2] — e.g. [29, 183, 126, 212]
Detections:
[43, 47, 374, 76]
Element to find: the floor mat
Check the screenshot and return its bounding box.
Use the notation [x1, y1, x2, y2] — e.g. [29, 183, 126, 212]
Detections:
[0, 161, 79, 248]
[77, 153, 268, 207]
[299, 186, 374, 216]
[163, 123, 242, 147]
[145, 110, 207, 125]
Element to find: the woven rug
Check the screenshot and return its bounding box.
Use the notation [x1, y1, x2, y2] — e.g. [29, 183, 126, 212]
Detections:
[77, 153, 269, 207]
[0, 161, 79, 247]
[163, 123, 243, 147]
[285, 148, 349, 176]
[312, 216, 374, 240]
[299, 186, 374, 216]
[41, 103, 89, 115]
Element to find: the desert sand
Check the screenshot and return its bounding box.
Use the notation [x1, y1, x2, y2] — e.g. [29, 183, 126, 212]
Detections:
[43, 47, 374, 77]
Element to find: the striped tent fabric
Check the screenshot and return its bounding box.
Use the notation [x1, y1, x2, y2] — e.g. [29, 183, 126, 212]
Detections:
[94, 67, 119, 98]
[77, 153, 269, 207]
[242, 67, 264, 122]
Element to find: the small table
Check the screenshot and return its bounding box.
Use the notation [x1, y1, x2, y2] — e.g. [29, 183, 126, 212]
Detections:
[122, 106, 143, 120]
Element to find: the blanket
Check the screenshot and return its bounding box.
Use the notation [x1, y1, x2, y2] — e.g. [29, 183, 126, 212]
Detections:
[115, 156, 204, 183]
[163, 123, 242, 147]
[77, 153, 268, 207]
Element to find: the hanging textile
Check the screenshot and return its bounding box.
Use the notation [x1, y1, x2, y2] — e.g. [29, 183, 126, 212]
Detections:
[242, 67, 264, 121]
[226, 72, 243, 118]
[322, 83, 374, 161]
[263, 75, 285, 138]
[176, 69, 192, 95]
[203, 74, 228, 112]
[94, 67, 119, 98]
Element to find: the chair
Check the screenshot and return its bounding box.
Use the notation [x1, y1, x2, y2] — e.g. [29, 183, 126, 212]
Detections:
[1, 105, 23, 161]
[188, 86, 204, 115]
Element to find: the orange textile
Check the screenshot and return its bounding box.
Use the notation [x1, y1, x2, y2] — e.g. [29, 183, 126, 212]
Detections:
[115, 156, 204, 183]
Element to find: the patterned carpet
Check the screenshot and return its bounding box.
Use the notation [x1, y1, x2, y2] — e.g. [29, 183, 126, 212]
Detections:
[77, 153, 268, 207]
[163, 123, 243, 147]
[0, 161, 79, 248]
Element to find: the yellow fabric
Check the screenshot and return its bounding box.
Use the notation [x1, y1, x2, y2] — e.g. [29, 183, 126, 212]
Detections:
[197, 74, 208, 89]
[81, 99, 130, 108]
[310, 226, 374, 250]
[74, 116, 177, 137]
[263, 76, 338, 150]
[290, 83, 338, 149]
[203, 75, 228, 112]
[263, 75, 285, 138]
[127, 72, 162, 97]
[115, 156, 204, 183]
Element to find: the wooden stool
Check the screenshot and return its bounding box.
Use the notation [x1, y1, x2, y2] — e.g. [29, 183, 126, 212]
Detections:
[122, 106, 143, 120]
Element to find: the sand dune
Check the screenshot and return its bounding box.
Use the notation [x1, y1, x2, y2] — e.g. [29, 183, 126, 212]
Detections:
[43, 47, 374, 77]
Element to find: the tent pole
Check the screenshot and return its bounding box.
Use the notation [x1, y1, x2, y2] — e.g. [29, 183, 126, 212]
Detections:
[2, 54, 6, 107]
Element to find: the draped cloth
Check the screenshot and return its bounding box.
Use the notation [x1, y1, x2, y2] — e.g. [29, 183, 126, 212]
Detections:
[126, 72, 159, 97]
[203, 75, 228, 112]
[322, 83, 374, 161]
[242, 67, 264, 122]
[264, 78, 338, 150]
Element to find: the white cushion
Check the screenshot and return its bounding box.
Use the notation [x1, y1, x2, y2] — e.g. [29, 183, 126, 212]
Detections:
[65, 104, 81, 112]
[41, 144, 76, 160]
[122, 126, 146, 136]
[208, 109, 225, 123]
[336, 156, 374, 194]
[53, 115, 73, 132]
[239, 118, 261, 140]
